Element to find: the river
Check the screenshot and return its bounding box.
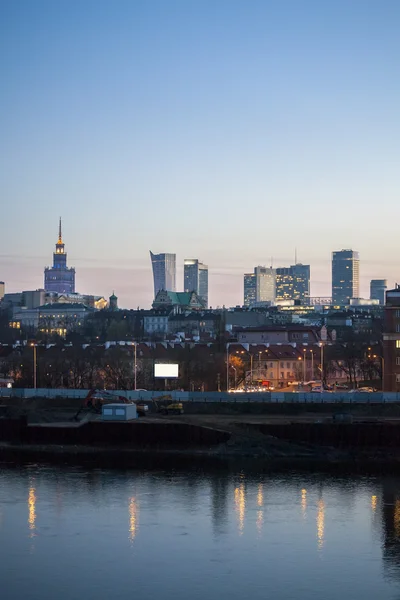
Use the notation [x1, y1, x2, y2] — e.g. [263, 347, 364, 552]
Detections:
[1, 464, 400, 600]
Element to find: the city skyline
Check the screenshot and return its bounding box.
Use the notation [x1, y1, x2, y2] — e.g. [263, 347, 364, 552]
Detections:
[1, 1, 399, 308]
[0, 220, 395, 308]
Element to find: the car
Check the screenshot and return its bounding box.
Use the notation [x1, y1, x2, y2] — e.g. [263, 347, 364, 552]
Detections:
[348, 387, 374, 394]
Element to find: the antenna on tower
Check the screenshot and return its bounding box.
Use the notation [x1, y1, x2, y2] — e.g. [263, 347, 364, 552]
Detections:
[270, 256, 273, 269]
[58, 217, 62, 244]
[295, 247, 297, 265]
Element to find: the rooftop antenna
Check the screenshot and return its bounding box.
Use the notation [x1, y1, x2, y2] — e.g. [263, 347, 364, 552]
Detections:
[295, 247, 297, 265]
[58, 216, 62, 244]
[270, 256, 273, 269]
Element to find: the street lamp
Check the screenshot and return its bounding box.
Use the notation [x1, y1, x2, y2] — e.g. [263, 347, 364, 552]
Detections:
[133, 342, 137, 391]
[372, 353, 385, 391]
[30, 343, 37, 389]
[302, 348, 307, 381]
[230, 365, 237, 390]
[226, 343, 232, 392]
[310, 349, 314, 379]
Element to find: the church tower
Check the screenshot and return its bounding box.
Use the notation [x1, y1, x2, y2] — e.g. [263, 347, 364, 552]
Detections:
[44, 218, 76, 294]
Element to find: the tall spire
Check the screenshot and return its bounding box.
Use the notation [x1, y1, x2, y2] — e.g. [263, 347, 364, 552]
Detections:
[58, 217, 62, 244]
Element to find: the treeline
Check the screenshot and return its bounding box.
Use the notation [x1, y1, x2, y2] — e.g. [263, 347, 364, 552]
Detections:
[0, 344, 226, 391]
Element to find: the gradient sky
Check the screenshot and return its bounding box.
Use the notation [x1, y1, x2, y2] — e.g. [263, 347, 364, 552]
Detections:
[1, 0, 399, 308]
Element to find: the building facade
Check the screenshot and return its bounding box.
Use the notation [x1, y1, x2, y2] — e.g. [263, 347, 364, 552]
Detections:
[150, 251, 176, 297]
[184, 259, 209, 307]
[383, 287, 400, 392]
[244, 266, 276, 307]
[275, 264, 310, 303]
[44, 219, 75, 294]
[331, 250, 359, 306]
[370, 279, 387, 305]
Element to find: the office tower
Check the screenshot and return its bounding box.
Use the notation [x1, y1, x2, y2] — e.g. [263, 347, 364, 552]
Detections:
[243, 266, 276, 307]
[383, 285, 400, 391]
[244, 273, 256, 306]
[370, 279, 387, 305]
[150, 251, 176, 297]
[275, 264, 310, 302]
[184, 259, 208, 307]
[44, 218, 75, 294]
[0, 281, 4, 300]
[331, 249, 359, 305]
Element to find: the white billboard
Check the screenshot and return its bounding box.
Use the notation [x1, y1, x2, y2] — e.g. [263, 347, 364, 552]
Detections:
[154, 363, 179, 378]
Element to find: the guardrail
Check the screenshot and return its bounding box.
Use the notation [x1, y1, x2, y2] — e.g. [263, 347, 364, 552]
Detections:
[3, 388, 400, 403]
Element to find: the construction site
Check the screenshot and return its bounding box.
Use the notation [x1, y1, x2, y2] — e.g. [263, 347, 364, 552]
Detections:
[2, 389, 400, 472]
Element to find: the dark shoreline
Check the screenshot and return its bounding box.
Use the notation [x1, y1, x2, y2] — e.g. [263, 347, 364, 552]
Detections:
[2, 442, 400, 475]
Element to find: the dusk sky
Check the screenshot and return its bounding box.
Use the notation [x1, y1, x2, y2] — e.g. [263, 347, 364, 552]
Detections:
[1, 0, 399, 308]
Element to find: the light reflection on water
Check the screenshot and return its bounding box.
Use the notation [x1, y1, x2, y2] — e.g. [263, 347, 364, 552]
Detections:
[1, 466, 400, 600]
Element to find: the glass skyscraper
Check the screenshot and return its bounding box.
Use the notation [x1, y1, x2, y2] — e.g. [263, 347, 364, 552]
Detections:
[150, 252, 176, 297]
[332, 250, 360, 305]
[184, 259, 208, 307]
[370, 279, 387, 305]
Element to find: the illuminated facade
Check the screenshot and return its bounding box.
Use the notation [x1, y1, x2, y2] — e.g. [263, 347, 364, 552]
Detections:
[275, 264, 310, 303]
[331, 250, 359, 305]
[44, 218, 75, 294]
[244, 266, 276, 307]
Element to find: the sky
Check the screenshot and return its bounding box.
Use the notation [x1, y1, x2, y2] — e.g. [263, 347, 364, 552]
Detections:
[0, 0, 399, 308]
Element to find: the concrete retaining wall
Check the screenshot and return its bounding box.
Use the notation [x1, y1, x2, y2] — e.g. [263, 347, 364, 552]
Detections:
[0, 419, 230, 448]
[4, 387, 400, 403]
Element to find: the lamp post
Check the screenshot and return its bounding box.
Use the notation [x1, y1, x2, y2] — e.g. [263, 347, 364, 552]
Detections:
[30, 343, 37, 389]
[303, 348, 306, 381]
[226, 343, 231, 392]
[320, 342, 324, 392]
[134, 342, 137, 391]
[310, 349, 314, 379]
[230, 365, 237, 390]
[373, 353, 385, 391]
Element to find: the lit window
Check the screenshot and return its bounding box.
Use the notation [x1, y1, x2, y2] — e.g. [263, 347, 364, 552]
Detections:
[397, 341, 400, 349]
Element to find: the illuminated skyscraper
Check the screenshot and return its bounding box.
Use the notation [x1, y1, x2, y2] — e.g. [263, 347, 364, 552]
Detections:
[276, 264, 310, 303]
[332, 250, 359, 305]
[44, 218, 75, 294]
[244, 266, 275, 306]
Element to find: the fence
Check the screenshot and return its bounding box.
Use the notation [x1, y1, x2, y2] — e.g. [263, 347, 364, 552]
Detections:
[2, 388, 400, 403]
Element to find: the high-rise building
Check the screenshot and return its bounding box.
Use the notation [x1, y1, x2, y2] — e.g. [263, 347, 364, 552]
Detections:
[150, 252, 176, 297]
[184, 259, 208, 307]
[275, 264, 310, 302]
[244, 266, 275, 307]
[383, 286, 400, 391]
[370, 279, 387, 305]
[244, 273, 256, 306]
[332, 250, 359, 305]
[0, 281, 4, 301]
[44, 219, 75, 294]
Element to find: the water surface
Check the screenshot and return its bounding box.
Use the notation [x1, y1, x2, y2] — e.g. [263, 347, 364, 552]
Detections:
[1, 464, 400, 600]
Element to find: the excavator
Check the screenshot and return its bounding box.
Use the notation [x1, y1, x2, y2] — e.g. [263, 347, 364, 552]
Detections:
[73, 390, 148, 421]
[152, 395, 184, 415]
